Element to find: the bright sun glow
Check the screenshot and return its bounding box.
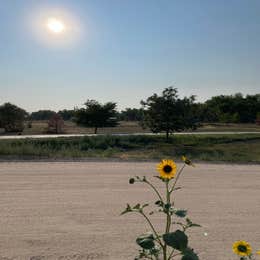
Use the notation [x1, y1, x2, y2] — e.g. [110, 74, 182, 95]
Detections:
[47, 18, 65, 33]
[30, 8, 82, 48]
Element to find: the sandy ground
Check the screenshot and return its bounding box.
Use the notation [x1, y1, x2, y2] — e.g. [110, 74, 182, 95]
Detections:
[0, 162, 259, 260]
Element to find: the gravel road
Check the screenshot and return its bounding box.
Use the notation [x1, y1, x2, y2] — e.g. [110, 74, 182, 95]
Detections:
[0, 162, 259, 260]
[1, 132, 260, 139]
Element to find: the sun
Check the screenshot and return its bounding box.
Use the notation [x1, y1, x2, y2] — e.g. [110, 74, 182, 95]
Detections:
[30, 8, 82, 48]
[46, 18, 65, 34]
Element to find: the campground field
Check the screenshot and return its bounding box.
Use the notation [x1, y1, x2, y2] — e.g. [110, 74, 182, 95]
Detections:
[1, 121, 259, 136]
[0, 162, 259, 260]
[9, 121, 260, 135]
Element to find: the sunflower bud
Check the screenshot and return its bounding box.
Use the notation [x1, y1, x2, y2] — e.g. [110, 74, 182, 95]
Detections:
[129, 178, 135, 184]
[181, 156, 194, 167]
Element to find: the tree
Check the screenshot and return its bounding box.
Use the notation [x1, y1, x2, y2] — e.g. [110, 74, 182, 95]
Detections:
[47, 113, 64, 134]
[58, 109, 75, 121]
[204, 93, 260, 123]
[30, 110, 56, 121]
[119, 108, 144, 121]
[256, 112, 260, 125]
[74, 100, 118, 134]
[141, 87, 199, 140]
[0, 103, 27, 133]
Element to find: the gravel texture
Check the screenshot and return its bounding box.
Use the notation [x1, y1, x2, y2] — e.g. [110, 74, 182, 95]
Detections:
[0, 162, 259, 260]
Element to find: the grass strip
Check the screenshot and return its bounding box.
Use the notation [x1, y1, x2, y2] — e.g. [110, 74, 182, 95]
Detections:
[0, 134, 259, 162]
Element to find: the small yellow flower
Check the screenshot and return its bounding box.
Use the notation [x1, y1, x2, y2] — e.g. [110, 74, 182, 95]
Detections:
[257, 250, 260, 255]
[232, 241, 252, 257]
[157, 159, 177, 180]
[181, 155, 194, 167]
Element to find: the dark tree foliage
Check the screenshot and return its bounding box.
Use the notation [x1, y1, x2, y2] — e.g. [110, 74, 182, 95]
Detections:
[0, 102, 28, 132]
[30, 110, 56, 121]
[58, 109, 75, 121]
[256, 112, 260, 125]
[74, 100, 118, 134]
[203, 93, 260, 123]
[119, 108, 144, 121]
[141, 87, 200, 140]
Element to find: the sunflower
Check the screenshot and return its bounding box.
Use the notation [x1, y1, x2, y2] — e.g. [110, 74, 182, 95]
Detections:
[232, 241, 252, 257]
[181, 155, 194, 167]
[157, 159, 177, 180]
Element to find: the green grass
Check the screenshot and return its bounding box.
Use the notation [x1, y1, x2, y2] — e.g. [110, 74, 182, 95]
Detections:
[0, 134, 260, 163]
[195, 123, 260, 132]
[14, 120, 260, 135]
[21, 120, 151, 135]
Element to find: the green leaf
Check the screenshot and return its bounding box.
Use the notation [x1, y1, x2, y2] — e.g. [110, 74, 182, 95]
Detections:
[155, 200, 163, 207]
[120, 209, 128, 215]
[185, 218, 201, 228]
[181, 248, 199, 260]
[136, 233, 155, 250]
[142, 203, 149, 208]
[174, 209, 187, 218]
[137, 239, 155, 250]
[133, 203, 141, 210]
[137, 232, 154, 240]
[164, 203, 171, 210]
[163, 230, 188, 251]
[190, 223, 201, 228]
[186, 218, 192, 225]
[120, 203, 132, 215]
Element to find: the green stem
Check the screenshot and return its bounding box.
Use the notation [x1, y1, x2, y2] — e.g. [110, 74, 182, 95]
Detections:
[169, 252, 182, 259]
[165, 181, 171, 233]
[144, 179, 164, 202]
[167, 249, 175, 260]
[170, 164, 186, 193]
[140, 211, 164, 248]
[163, 181, 171, 260]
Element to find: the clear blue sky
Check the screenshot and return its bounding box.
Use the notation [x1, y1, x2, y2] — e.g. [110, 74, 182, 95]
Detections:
[0, 0, 260, 112]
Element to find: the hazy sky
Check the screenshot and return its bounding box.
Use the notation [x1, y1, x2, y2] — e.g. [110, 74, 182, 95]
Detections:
[1, 0, 260, 112]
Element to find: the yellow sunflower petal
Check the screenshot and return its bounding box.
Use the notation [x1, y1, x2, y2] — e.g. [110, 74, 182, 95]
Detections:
[157, 159, 177, 180]
[232, 241, 252, 257]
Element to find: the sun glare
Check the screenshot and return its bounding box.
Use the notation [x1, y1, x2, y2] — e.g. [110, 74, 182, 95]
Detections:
[30, 7, 83, 48]
[47, 18, 65, 34]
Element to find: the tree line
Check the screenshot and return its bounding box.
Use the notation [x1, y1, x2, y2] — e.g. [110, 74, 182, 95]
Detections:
[0, 88, 259, 139]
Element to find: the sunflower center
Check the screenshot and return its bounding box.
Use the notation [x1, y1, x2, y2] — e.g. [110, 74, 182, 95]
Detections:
[163, 165, 172, 173]
[238, 245, 248, 253]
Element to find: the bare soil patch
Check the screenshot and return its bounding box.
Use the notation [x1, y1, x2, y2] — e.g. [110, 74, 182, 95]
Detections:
[0, 162, 259, 259]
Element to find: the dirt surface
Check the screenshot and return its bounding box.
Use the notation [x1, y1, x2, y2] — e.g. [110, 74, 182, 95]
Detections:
[1, 132, 260, 140]
[0, 162, 259, 260]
